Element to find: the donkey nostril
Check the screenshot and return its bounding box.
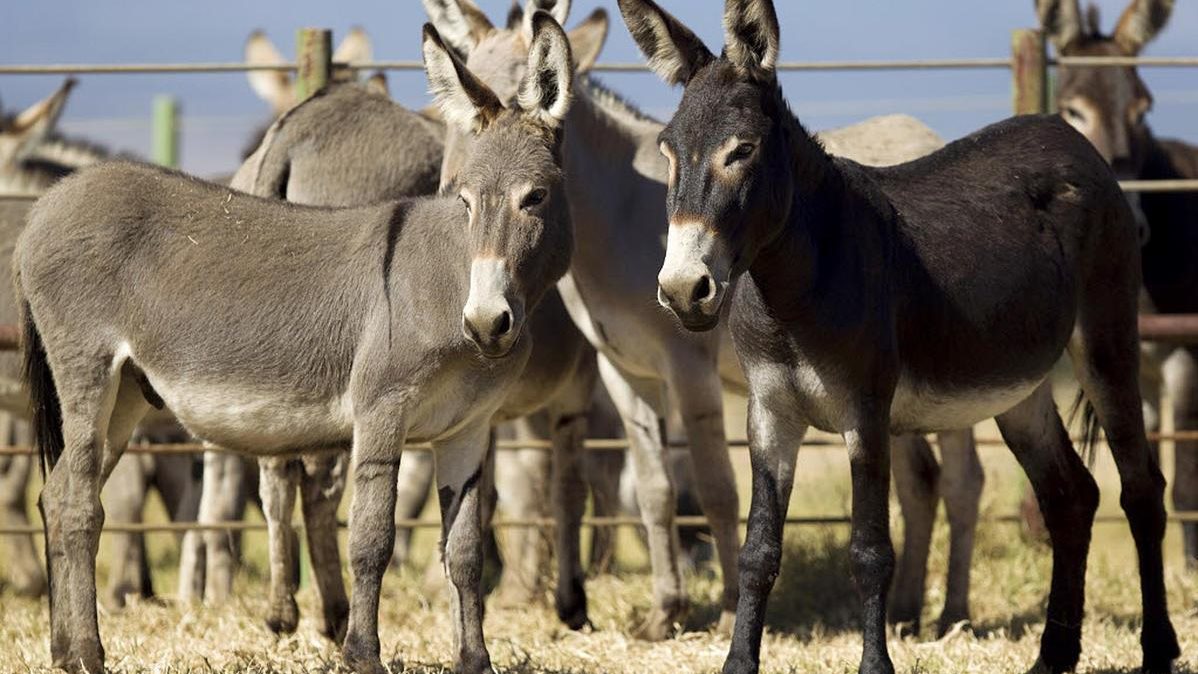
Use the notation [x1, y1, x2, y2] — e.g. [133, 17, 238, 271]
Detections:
[492, 310, 512, 338]
[691, 276, 713, 305]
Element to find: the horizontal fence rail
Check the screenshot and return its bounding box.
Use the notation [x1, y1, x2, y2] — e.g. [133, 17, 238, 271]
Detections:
[3, 55, 1198, 75]
[3, 512, 1198, 537]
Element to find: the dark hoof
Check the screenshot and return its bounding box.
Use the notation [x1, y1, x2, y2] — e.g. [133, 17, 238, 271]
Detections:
[56, 646, 106, 674]
[266, 597, 300, 635]
[320, 602, 350, 644]
[454, 652, 495, 674]
[343, 639, 387, 674]
[1038, 620, 1083, 673]
[555, 577, 590, 631]
[936, 613, 972, 639]
[1142, 618, 1180, 674]
[858, 651, 896, 674]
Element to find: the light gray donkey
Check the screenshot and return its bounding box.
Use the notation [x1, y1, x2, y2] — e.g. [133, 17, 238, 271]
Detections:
[18, 15, 576, 674]
[230, 76, 599, 640]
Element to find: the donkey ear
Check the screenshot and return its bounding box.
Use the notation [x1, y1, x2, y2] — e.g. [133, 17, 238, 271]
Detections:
[1, 78, 75, 165]
[421, 0, 494, 58]
[364, 72, 390, 98]
[518, 11, 574, 129]
[523, 0, 571, 44]
[568, 8, 609, 73]
[423, 23, 505, 134]
[1035, 0, 1085, 52]
[505, 0, 524, 30]
[334, 26, 373, 66]
[245, 30, 295, 114]
[1113, 0, 1174, 54]
[724, 0, 780, 75]
[618, 0, 714, 86]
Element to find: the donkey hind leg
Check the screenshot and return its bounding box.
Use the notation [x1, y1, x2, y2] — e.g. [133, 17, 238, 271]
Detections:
[391, 449, 434, 569]
[995, 383, 1098, 673]
[492, 419, 552, 608]
[100, 453, 152, 610]
[723, 393, 806, 674]
[935, 429, 982, 637]
[1071, 338, 1179, 672]
[301, 452, 350, 643]
[259, 456, 301, 635]
[549, 367, 597, 630]
[0, 449, 46, 596]
[41, 354, 148, 673]
[888, 433, 938, 637]
[597, 353, 685, 641]
[668, 363, 740, 635]
[342, 413, 404, 674]
[1165, 348, 1198, 568]
[434, 423, 494, 674]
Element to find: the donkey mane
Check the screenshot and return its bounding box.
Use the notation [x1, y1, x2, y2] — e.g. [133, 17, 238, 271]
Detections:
[579, 75, 660, 126]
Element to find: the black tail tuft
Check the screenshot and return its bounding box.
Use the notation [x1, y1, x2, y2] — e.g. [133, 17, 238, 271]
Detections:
[22, 302, 63, 479]
[1067, 389, 1101, 469]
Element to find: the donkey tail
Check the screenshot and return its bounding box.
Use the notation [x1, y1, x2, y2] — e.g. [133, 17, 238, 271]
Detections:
[1067, 389, 1101, 469]
[21, 300, 63, 478]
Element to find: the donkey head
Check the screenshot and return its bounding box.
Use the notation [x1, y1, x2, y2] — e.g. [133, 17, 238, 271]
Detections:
[0, 78, 75, 168]
[422, 0, 609, 188]
[621, 0, 792, 331]
[424, 14, 575, 359]
[1037, 0, 1174, 176]
[244, 27, 374, 116]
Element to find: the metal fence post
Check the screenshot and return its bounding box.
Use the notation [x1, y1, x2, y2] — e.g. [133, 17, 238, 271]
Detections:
[151, 95, 179, 168]
[295, 27, 332, 103]
[1011, 28, 1049, 115]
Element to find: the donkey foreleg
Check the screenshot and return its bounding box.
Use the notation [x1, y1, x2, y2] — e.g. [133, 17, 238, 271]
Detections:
[598, 353, 684, 641]
[722, 394, 806, 674]
[342, 413, 404, 674]
[1164, 347, 1198, 568]
[492, 420, 552, 607]
[197, 449, 246, 604]
[259, 456, 301, 635]
[300, 452, 350, 643]
[391, 450, 434, 569]
[549, 400, 593, 630]
[846, 418, 897, 674]
[434, 423, 494, 674]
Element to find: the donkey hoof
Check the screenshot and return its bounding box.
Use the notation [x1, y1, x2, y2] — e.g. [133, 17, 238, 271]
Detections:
[58, 648, 106, 674]
[1142, 620, 1180, 674]
[343, 647, 388, 674]
[266, 598, 300, 635]
[555, 577, 590, 630]
[631, 601, 687, 641]
[319, 603, 350, 644]
[1038, 620, 1082, 674]
[715, 610, 736, 637]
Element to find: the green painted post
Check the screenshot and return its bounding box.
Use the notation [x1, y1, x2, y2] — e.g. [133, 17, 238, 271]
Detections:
[1011, 28, 1049, 115]
[294, 27, 333, 103]
[151, 95, 179, 168]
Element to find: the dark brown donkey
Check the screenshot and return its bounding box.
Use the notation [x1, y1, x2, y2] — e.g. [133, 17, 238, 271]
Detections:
[1038, 0, 1198, 567]
[618, 0, 1179, 672]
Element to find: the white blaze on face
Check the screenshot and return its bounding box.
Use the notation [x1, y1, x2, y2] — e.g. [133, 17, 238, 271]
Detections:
[658, 220, 731, 310]
[463, 256, 513, 334]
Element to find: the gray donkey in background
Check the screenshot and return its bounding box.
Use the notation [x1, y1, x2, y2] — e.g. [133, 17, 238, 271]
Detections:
[227, 70, 599, 639]
[18, 15, 577, 674]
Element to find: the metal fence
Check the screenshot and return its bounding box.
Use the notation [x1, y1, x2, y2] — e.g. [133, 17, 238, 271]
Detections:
[2, 27, 1198, 538]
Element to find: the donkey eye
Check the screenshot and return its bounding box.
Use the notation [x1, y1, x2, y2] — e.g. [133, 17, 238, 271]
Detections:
[521, 188, 548, 210]
[459, 194, 472, 214]
[1063, 106, 1086, 124]
[726, 142, 757, 166]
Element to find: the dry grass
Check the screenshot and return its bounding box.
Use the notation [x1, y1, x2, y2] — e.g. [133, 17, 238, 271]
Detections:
[3, 387, 1198, 672]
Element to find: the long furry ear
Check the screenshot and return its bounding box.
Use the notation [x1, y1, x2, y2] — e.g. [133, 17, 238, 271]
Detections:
[245, 30, 295, 114]
[505, 0, 524, 30]
[421, 0, 494, 58]
[364, 72, 390, 98]
[423, 23, 504, 134]
[568, 9, 609, 73]
[517, 11, 574, 129]
[1036, 0, 1084, 52]
[523, 0, 571, 44]
[617, 0, 714, 86]
[334, 27, 373, 65]
[724, 0, 780, 76]
[1, 78, 75, 165]
[1114, 0, 1174, 54]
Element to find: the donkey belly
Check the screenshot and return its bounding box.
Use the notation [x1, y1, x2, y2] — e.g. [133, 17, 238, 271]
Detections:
[141, 373, 353, 454]
[889, 374, 1045, 435]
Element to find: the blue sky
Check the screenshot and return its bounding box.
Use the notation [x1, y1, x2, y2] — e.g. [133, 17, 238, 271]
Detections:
[2, 0, 1195, 175]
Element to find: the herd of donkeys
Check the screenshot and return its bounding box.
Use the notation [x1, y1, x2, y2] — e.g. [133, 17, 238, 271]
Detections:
[1, 1, 1196, 673]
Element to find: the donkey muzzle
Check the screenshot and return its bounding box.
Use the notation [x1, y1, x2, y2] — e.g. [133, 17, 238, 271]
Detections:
[657, 221, 729, 332]
[463, 257, 524, 358]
